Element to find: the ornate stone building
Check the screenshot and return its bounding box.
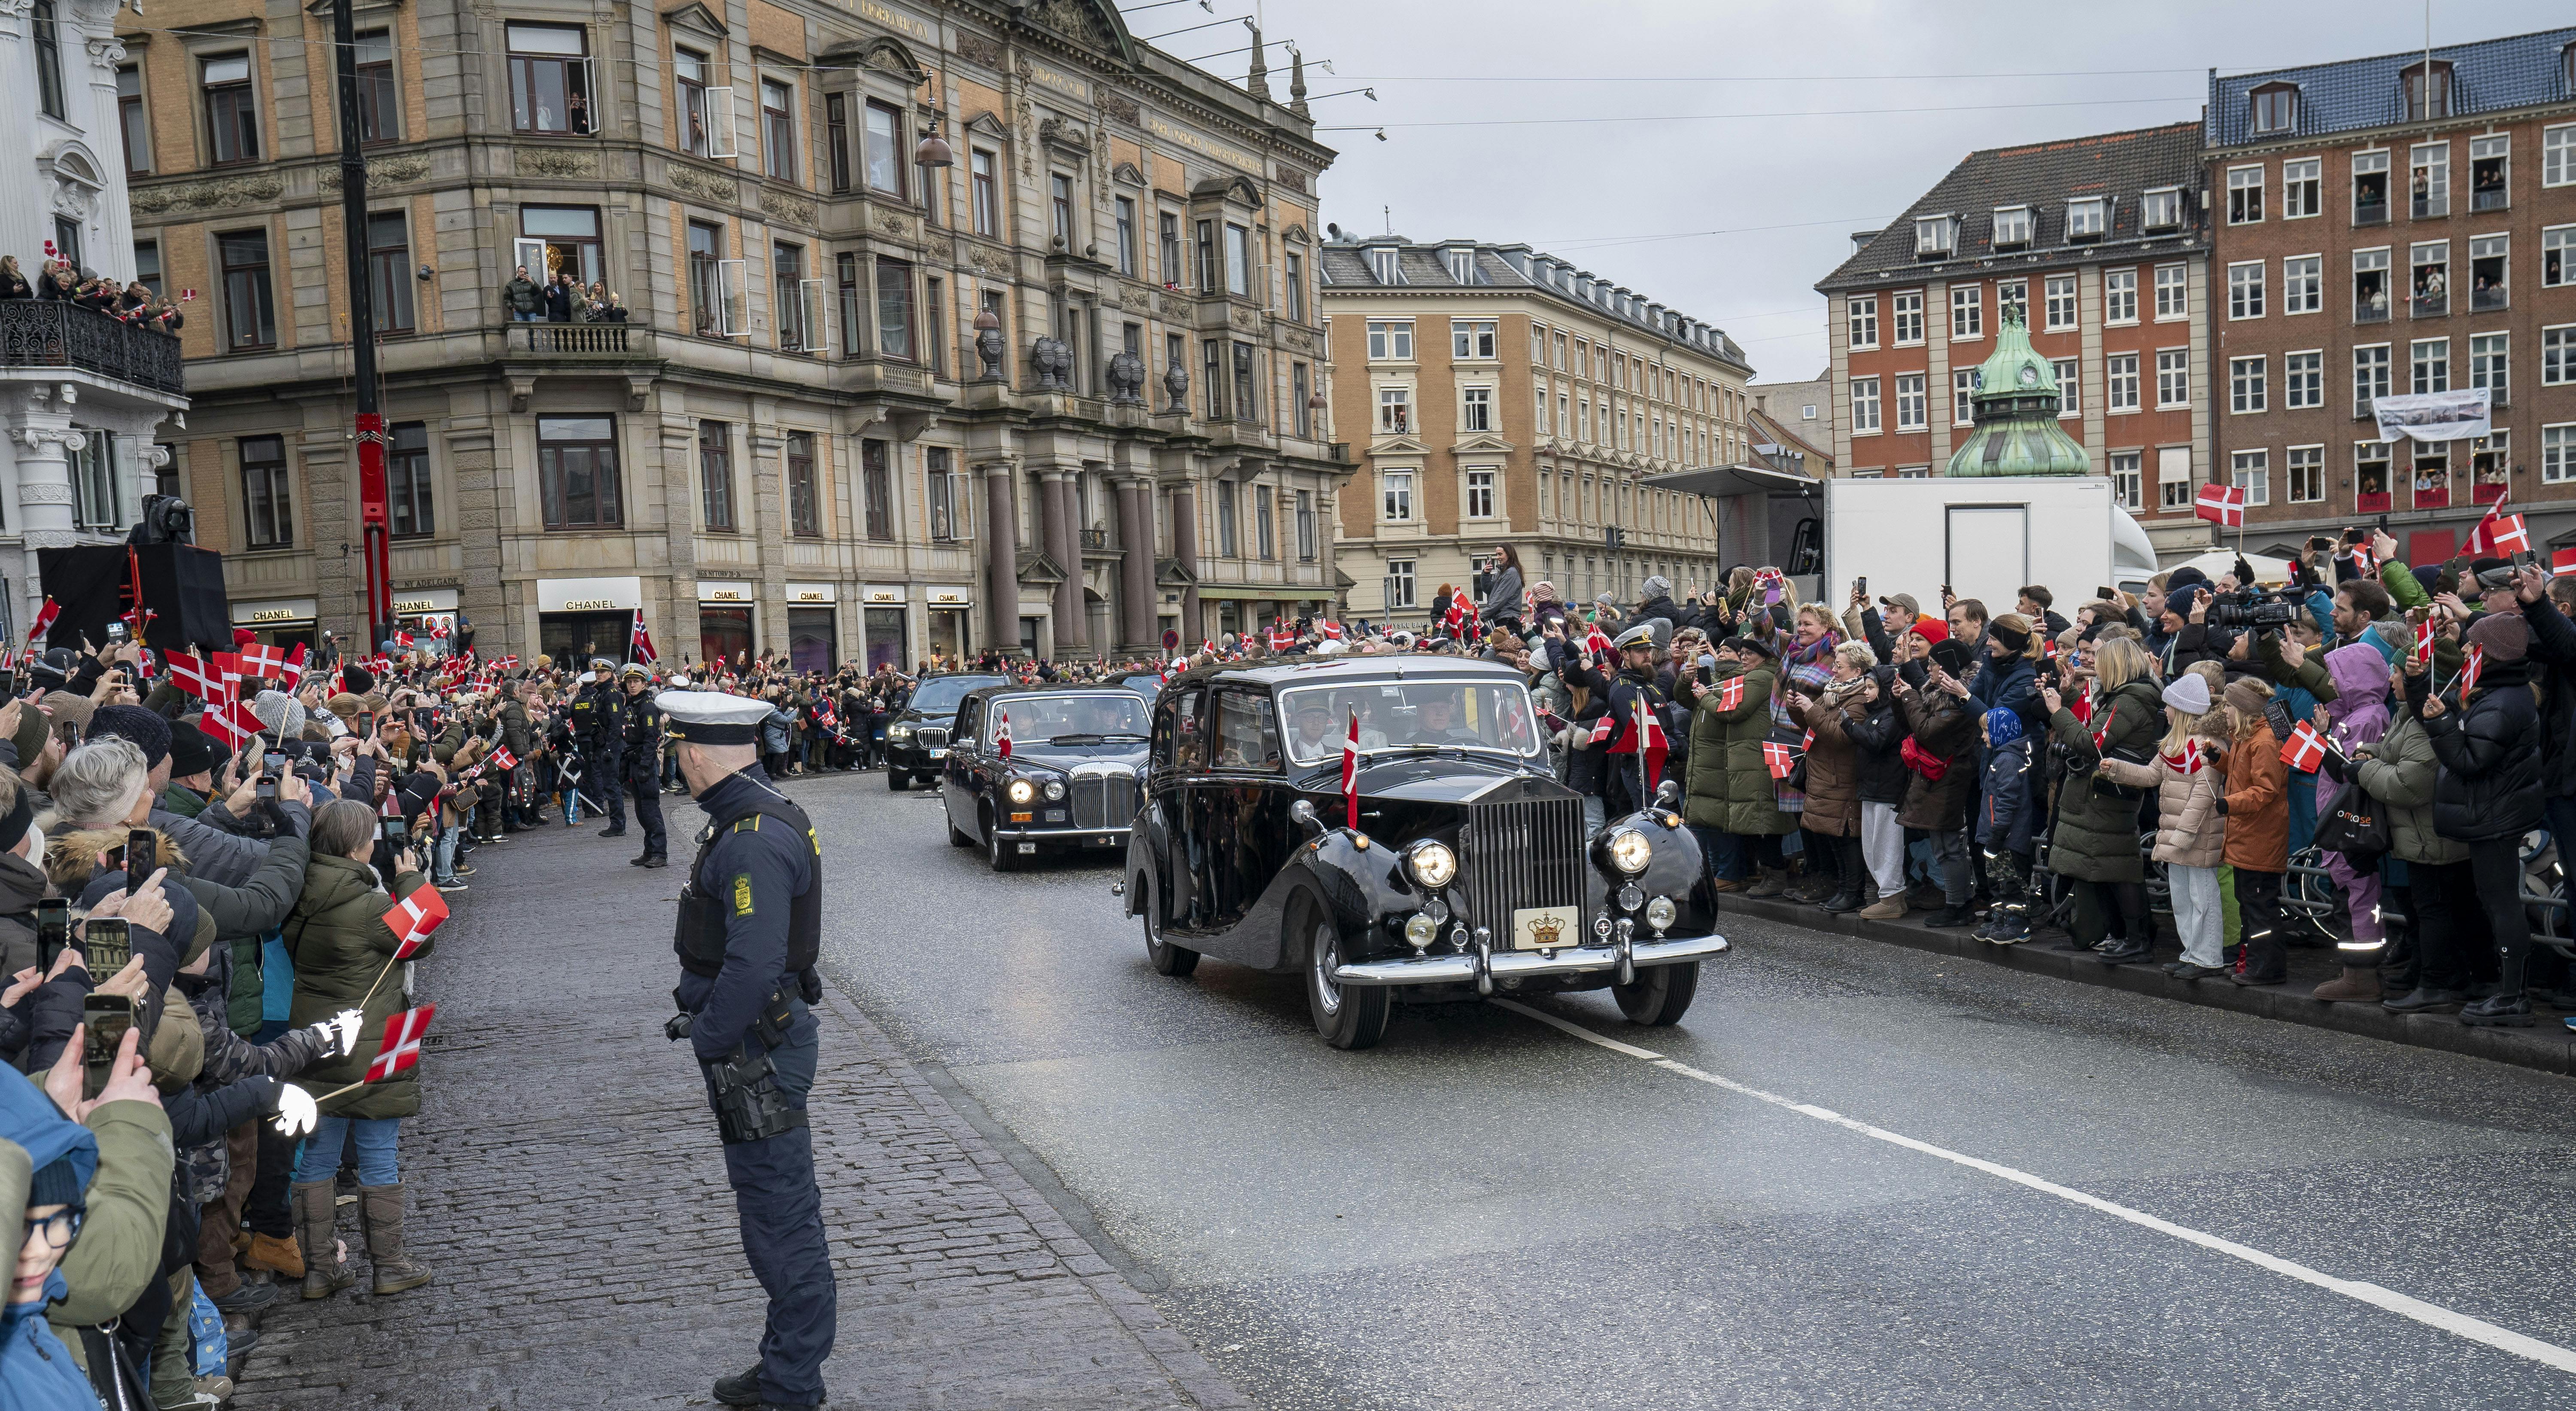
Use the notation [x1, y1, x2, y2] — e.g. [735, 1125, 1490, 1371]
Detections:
[0, 0, 187, 635]
[122, 0, 1340, 666]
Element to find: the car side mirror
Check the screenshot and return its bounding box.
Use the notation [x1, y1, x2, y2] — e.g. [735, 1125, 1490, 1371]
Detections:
[1653, 779, 1683, 809]
[1289, 798, 1324, 838]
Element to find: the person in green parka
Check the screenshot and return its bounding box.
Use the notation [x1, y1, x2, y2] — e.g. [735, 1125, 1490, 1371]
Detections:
[2038, 634, 2166, 960]
[283, 798, 435, 1302]
[1683, 635, 1790, 891]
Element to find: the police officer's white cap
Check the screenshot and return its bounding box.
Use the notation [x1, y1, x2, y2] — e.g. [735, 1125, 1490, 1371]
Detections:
[656, 689, 770, 744]
[620, 662, 651, 679]
[1613, 624, 1659, 651]
[588, 657, 617, 672]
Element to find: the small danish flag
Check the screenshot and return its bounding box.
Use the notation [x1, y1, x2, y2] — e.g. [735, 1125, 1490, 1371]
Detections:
[382, 883, 449, 959]
[362, 1004, 437, 1083]
[2194, 481, 2246, 528]
[24, 596, 58, 647]
[2279, 720, 2329, 773]
[1764, 739, 1800, 780]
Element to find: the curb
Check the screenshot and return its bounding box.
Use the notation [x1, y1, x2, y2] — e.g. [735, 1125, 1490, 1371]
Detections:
[1721, 894, 2576, 1078]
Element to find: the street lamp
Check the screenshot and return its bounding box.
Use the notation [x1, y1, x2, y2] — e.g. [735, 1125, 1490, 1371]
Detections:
[914, 117, 954, 168]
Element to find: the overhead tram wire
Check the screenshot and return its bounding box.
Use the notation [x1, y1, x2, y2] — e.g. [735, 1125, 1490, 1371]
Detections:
[1315, 94, 2198, 133]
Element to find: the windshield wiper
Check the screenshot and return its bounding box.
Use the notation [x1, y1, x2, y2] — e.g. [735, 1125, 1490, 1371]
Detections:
[1045, 731, 1149, 745]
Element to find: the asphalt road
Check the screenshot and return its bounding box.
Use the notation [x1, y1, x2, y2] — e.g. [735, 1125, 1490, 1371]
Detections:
[808, 773, 2576, 1411]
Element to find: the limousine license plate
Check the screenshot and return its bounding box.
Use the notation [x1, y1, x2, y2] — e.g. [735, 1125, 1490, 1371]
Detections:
[928, 748, 948, 759]
[1511, 906, 1583, 951]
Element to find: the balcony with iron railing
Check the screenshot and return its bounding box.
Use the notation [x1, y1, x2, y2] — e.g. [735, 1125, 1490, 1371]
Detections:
[0, 300, 185, 396]
[2472, 282, 2508, 313]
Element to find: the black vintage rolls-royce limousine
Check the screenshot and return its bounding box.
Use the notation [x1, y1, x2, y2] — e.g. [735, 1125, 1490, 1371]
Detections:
[1119, 657, 1727, 1049]
[942, 685, 1152, 870]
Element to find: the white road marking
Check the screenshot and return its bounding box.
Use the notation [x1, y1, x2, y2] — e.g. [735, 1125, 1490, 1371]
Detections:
[1490, 997, 2576, 1376]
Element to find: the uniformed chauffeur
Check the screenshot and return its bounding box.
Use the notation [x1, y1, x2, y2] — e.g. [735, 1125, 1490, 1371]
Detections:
[576, 658, 628, 837]
[660, 689, 836, 1411]
[621, 663, 668, 867]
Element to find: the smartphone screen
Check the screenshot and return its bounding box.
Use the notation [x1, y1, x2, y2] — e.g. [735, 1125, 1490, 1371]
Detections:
[81, 994, 133, 1100]
[81, 918, 130, 978]
[35, 898, 68, 969]
[384, 820, 409, 848]
[263, 751, 287, 776]
[125, 829, 155, 879]
[358, 712, 374, 738]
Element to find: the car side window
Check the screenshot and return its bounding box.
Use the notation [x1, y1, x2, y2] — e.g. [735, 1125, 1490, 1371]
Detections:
[1162, 688, 1206, 771]
[1212, 689, 1279, 772]
[956, 699, 982, 750]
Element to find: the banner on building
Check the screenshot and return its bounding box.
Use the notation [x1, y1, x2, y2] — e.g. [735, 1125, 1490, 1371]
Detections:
[2372, 387, 2491, 444]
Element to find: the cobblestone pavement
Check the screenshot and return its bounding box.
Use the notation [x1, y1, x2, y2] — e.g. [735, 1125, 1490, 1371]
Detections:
[234, 787, 1248, 1410]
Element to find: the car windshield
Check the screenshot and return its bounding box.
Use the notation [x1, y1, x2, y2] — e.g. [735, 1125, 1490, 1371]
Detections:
[990, 693, 1152, 746]
[908, 675, 1002, 718]
[1277, 678, 1543, 765]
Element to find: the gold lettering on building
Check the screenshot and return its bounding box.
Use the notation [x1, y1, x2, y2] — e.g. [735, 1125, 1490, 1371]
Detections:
[857, 0, 932, 42]
[1142, 112, 1259, 174]
[1025, 61, 1089, 102]
[558, 599, 618, 611]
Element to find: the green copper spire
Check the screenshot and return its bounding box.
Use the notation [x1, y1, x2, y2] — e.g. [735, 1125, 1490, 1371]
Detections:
[1944, 306, 2093, 477]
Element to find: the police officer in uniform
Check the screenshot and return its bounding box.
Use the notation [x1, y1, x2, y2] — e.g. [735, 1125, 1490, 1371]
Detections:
[577, 658, 628, 837]
[660, 690, 835, 1411]
[1598, 623, 1677, 819]
[622, 663, 668, 867]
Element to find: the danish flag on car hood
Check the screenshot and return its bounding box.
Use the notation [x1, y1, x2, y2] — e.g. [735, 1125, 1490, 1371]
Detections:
[363, 1005, 437, 1083]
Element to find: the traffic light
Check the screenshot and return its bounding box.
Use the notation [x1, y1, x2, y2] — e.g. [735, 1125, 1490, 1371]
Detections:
[1603, 526, 1626, 553]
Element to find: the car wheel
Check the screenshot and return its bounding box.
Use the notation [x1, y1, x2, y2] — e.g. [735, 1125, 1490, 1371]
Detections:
[887, 769, 909, 791]
[1614, 961, 1700, 1026]
[1141, 873, 1199, 977]
[1295, 892, 1390, 1050]
[986, 815, 1020, 873]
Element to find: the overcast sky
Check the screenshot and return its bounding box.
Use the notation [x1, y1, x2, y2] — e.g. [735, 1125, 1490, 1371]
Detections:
[1150, 0, 2571, 386]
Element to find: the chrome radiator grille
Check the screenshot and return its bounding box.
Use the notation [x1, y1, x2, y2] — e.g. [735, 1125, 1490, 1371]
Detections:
[1457, 795, 1587, 930]
[914, 726, 949, 751]
[1071, 771, 1139, 830]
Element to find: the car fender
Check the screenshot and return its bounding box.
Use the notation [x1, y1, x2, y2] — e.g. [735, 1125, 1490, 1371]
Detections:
[1594, 808, 1716, 931]
[1278, 828, 1424, 965]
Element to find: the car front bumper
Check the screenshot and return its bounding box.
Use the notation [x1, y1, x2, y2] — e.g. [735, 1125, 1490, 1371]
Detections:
[999, 825, 1131, 850]
[1332, 930, 1728, 988]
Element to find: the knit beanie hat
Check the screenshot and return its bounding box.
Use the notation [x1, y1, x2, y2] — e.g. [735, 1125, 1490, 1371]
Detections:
[2467, 611, 2531, 663]
[166, 721, 216, 778]
[11, 697, 50, 762]
[2161, 672, 2211, 715]
[38, 692, 93, 736]
[85, 704, 170, 769]
[27, 1154, 84, 1211]
[1929, 639, 1974, 676]
[251, 690, 306, 740]
[1642, 575, 1672, 600]
[1906, 616, 1949, 645]
[1982, 706, 2024, 747]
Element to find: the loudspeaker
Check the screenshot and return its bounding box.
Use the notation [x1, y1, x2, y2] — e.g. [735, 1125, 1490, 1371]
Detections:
[35, 544, 234, 651]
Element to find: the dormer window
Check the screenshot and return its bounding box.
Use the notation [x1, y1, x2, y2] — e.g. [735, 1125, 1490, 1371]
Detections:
[1991, 205, 2031, 248]
[1367, 247, 1403, 283]
[2401, 60, 2452, 121]
[2065, 197, 2107, 242]
[2250, 82, 2299, 134]
[2142, 187, 2183, 231]
[1914, 214, 1956, 258]
[1444, 246, 1476, 283]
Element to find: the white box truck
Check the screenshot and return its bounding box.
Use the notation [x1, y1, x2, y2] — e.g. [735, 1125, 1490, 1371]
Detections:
[1820, 476, 2158, 615]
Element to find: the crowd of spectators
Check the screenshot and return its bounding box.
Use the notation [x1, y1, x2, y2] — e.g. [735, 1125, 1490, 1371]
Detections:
[0, 255, 186, 334]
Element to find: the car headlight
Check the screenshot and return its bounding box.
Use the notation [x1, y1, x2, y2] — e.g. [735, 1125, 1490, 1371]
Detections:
[1006, 779, 1036, 805]
[1405, 840, 1458, 890]
[1044, 780, 1066, 801]
[888, 725, 914, 741]
[1645, 896, 1679, 931]
[1403, 913, 1440, 949]
[1607, 827, 1653, 875]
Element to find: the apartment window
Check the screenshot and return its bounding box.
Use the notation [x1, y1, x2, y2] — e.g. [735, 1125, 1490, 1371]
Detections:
[240, 436, 291, 548]
[1293, 362, 1312, 438]
[2411, 338, 2449, 394]
[2230, 356, 2266, 413]
[2544, 325, 2575, 386]
[203, 54, 260, 164]
[925, 447, 958, 541]
[2231, 450, 2270, 507]
[506, 24, 592, 135]
[2066, 197, 2106, 241]
[698, 421, 735, 531]
[2154, 264, 2187, 320]
[1045, 172, 1075, 248]
[1191, 223, 1215, 291]
[970, 150, 1001, 235]
[2543, 225, 2573, 288]
[2155, 350, 2189, 407]
[2410, 141, 2448, 219]
[687, 221, 723, 336]
[1462, 386, 1493, 432]
[522, 203, 602, 286]
[2286, 350, 2324, 408]
[2252, 85, 2298, 134]
[874, 257, 913, 359]
[1892, 290, 1924, 344]
[823, 94, 851, 192]
[2160, 464, 2196, 511]
[1914, 215, 1955, 257]
[1850, 376, 1880, 433]
[756, 80, 796, 182]
[537, 416, 620, 528]
[1110, 196, 1136, 275]
[675, 48, 712, 157]
[1224, 224, 1251, 296]
[777, 432, 816, 537]
[2354, 248, 2391, 322]
[1386, 558, 1417, 610]
[1366, 320, 1413, 360]
[1366, 246, 1400, 283]
[2284, 158, 2321, 217]
[2354, 344, 2392, 413]
[2548, 424, 2576, 484]
[2471, 332, 2509, 404]
[2471, 134, 2509, 212]
[1992, 205, 2031, 246]
[1465, 468, 1496, 519]
[2227, 261, 2264, 320]
[218, 229, 275, 350]
[2106, 353, 2140, 411]
[366, 211, 414, 334]
[2098, 451, 2138, 509]
[2228, 165, 2265, 224]
[1376, 386, 1409, 433]
[863, 100, 904, 196]
[774, 242, 812, 353]
[1285, 250, 1305, 321]
[2052, 358, 2080, 415]
[2286, 444, 2323, 503]
[2410, 241, 2449, 316]
[2284, 255, 2321, 313]
[1894, 374, 1926, 431]
[862, 439, 893, 540]
[1295, 489, 1315, 561]
[1950, 284, 1981, 339]
[2356, 441, 2393, 501]
[353, 30, 396, 144]
[2354, 149, 2391, 224]
[386, 422, 433, 537]
[2104, 269, 2137, 323]
[1231, 341, 1257, 422]
[2138, 187, 2181, 232]
[132, 241, 158, 298]
[1847, 295, 1878, 349]
[2043, 274, 2076, 331]
[1452, 319, 1498, 360]
[117, 65, 147, 174]
[1254, 484, 1275, 559]
[2404, 64, 2451, 122]
[1381, 469, 1413, 522]
[2470, 234, 2508, 310]
[31, 0, 64, 120]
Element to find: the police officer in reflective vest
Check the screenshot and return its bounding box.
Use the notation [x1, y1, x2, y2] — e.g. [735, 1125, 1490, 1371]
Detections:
[659, 690, 835, 1411]
[577, 658, 628, 836]
[621, 663, 668, 866]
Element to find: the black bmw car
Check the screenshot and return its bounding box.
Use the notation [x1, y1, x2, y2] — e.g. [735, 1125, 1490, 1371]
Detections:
[943, 685, 1153, 870]
[881, 672, 1005, 790]
[1119, 657, 1726, 1049]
